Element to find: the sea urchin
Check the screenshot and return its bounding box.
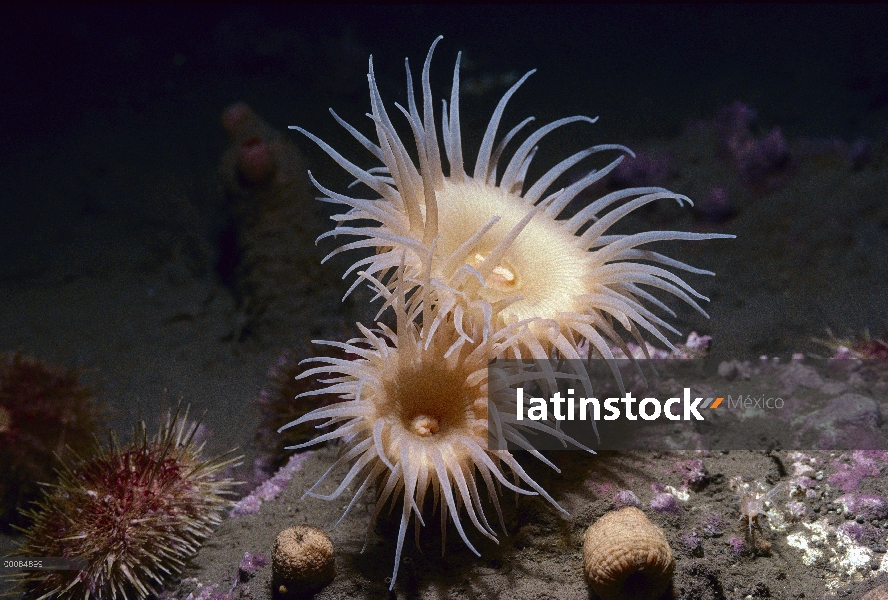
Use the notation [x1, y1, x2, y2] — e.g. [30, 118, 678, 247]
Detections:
[0, 353, 101, 531]
[11, 407, 240, 600]
[291, 36, 733, 365]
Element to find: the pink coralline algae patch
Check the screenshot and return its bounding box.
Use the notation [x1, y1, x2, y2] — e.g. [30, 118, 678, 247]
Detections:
[795, 136, 874, 170]
[587, 480, 616, 498]
[838, 522, 870, 544]
[238, 552, 269, 577]
[801, 394, 882, 450]
[230, 451, 313, 518]
[169, 582, 226, 600]
[793, 476, 816, 491]
[609, 150, 677, 188]
[605, 331, 712, 360]
[680, 531, 703, 555]
[728, 536, 747, 554]
[836, 494, 888, 520]
[827, 451, 888, 493]
[699, 512, 724, 537]
[675, 459, 709, 490]
[713, 101, 793, 192]
[693, 186, 735, 224]
[786, 501, 806, 519]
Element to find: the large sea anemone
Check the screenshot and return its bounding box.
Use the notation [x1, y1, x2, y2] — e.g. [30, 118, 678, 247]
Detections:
[291, 36, 733, 364]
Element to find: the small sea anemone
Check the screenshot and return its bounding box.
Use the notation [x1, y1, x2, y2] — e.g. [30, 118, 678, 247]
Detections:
[291, 36, 733, 364]
[11, 406, 240, 600]
[281, 274, 583, 589]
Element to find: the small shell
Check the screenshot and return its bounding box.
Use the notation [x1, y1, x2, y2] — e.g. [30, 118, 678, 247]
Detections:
[583, 507, 674, 600]
[272, 525, 335, 598]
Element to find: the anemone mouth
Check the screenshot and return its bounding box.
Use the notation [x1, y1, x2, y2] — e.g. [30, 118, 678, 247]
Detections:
[383, 359, 479, 439]
[433, 178, 591, 317]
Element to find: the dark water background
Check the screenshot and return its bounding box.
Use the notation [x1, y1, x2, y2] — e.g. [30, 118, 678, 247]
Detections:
[2, 5, 887, 257]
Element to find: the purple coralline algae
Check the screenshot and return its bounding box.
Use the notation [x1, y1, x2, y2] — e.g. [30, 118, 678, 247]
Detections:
[650, 492, 681, 514]
[793, 476, 816, 491]
[700, 512, 725, 537]
[714, 101, 793, 192]
[239, 552, 269, 577]
[606, 331, 711, 360]
[675, 459, 709, 490]
[836, 494, 888, 520]
[679, 531, 703, 555]
[838, 522, 871, 544]
[609, 150, 676, 188]
[827, 451, 887, 493]
[786, 501, 807, 519]
[230, 451, 313, 518]
[728, 536, 747, 554]
[795, 136, 874, 169]
[693, 186, 735, 224]
[797, 393, 881, 450]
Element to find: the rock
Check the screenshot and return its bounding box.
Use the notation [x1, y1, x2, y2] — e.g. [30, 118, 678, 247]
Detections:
[863, 583, 888, 600]
[795, 393, 880, 449]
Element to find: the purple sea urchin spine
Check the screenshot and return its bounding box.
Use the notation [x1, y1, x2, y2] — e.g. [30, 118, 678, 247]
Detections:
[253, 340, 356, 476]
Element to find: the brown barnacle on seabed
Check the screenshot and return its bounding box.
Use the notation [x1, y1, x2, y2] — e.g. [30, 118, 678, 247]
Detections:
[583, 507, 675, 600]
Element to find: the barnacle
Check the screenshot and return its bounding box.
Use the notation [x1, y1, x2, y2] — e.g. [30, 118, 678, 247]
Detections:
[583, 507, 675, 600]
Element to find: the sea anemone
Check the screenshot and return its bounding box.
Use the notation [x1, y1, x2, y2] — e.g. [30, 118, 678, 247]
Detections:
[11, 406, 240, 600]
[291, 36, 733, 364]
[281, 274, 583, 589]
